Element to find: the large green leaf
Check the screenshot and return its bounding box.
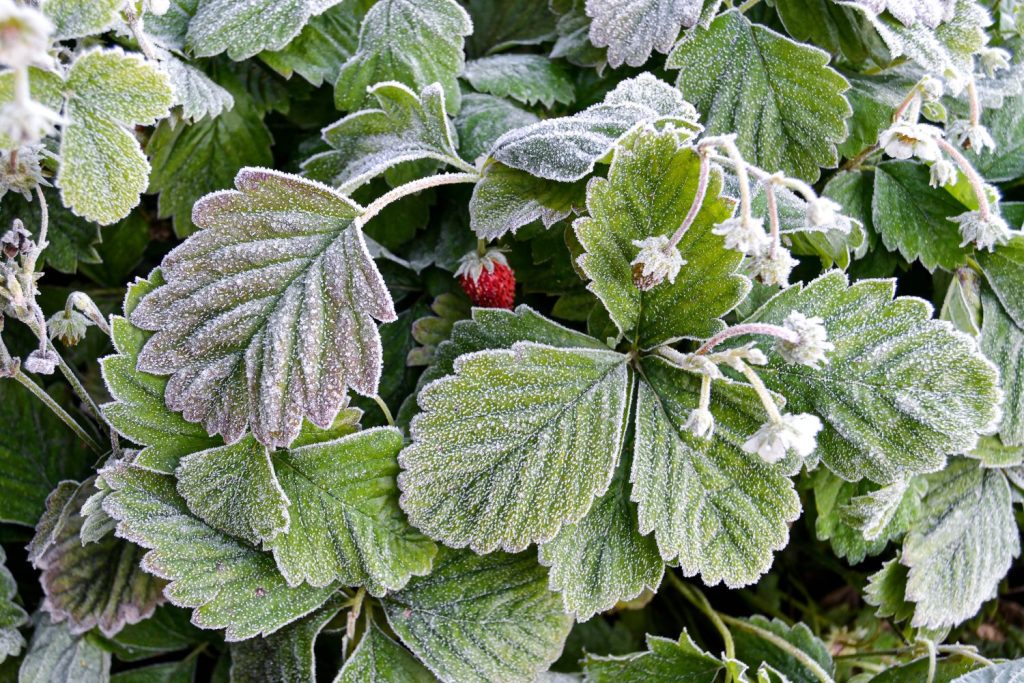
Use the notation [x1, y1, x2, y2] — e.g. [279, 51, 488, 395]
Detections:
[336, 621, 436, 682]
[229, 599, 341, 682]
[667, 10, 851, 181]
[463, 0, 558, 56]
[744, 271, 1001, 484]
[399, 342, 630, 553]
[732, 616, 834, 683]
[574, 127, 748, 349]
[584, 0, 702, 68]
[583, 631, 723, 682]
[130, 169, 396, 448]
[382, 548, 572, 683]
[952, 661, 1024, 683]
[775, 0, 885, 65]
[102, 464, 336, 641]
[978, 236, 1024, 329]
[41, 0, 121, 39]
[981, 289, 1024, 446]
[468, 161, 587, 240]
[334, 0, 472, 112]
[462, 54, 574, 108]
[19, 615, 110, 683]
[633, 357, 801, 587]
[453, 93, 539, 163]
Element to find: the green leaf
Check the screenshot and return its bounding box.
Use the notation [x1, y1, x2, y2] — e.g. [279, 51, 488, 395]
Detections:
[733, 616, 834, 683]
[868, 655, 981, 682]
[549, 0, 607, 71]
[57, 48, 174, 225]
[399, 342, 630, 553]
[463, 0, 557, 56]
[978, 237, 1024, 329]
[110, 659, 197, 683]
[336, 621, 436, 682]
[864, 555, 915, 623]
[538, 454, 664, 621]
[462, 54, 574, 108]
[902, 459, 1019, 629]
[583, 631, 723, 682]
[101, 272, 223, 474]
[130, 168, 397, 448]
[382, 548, 572, 683]
[41, 0, 121, 39]
[228, 598, 341, 683]
[305, 82, 466, 193]
[965, 94, 1024, 183]
[0, 547, 27, 664]
[268, 427, 437, 594]
[102, 463, 337, 641]
[744, 271, 1001, 484]
[584, 0, 702, 68]
[453, 93, 539, 163]
[667, 9, 851, 182]
[334, 0, 472, 112]
[574, 127, 747, 349]
[633, 356, 801, 587]
[159, 51, 235, 123]
[19, 615, 110, 683]
[981, 288, 1024, 446]
[105, 605, 208, 662]
[0, 187, 101, 274]
[775, 0, 885, 65]
[469, 161, 587, 241]
[952, 661, 1024, 682]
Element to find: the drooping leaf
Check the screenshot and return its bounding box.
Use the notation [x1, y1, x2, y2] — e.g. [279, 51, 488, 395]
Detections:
[305, 82, 467, 193]
[0, 546, 27, 664]
[667, 10, 851, 181]
[41, 0, 121, 39]
[633, 356, 801, 587]
[743, 271, 1001, 484]
[981, 289, 1024, 446]
[229, 598, 342, 683]
[732, 616, 834, 683]
[469, 161, 587, 240]
[583, 631, 723, 682]
[19, 614, 110, 683]
[268, 427, 437, 594]
[102, 463, 337, 641]
[453, 93, 539, 164]
[399, 341, 630, 553]
[335, 620, 436, 682]
[130, 168, 397, 448]
[463, 0, 557, 56]
[574, 127, 748, 349]
[333, 0, 472, 112]
[584, 0, 702, 68]
[382, 548, 573, 683]
[462, 54, 575, 108]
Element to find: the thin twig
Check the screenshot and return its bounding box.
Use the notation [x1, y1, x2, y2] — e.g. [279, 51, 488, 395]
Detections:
[10, 372, 103, 454]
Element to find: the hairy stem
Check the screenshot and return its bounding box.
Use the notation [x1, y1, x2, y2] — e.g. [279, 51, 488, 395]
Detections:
[668, 150, 712, 248]
[667, 574, 737, 666]
[353, 172, 479, 230]
[695, 323, 798, 356]
[10, 372, 103, 454]
[738, 361, 783, 423]
[372, 394, 395, 427]
[703, 137, 753, 225]
[765, 179, 781, 259]
[966, 78, 981, 127]
[122, 5, 160, 62]
[935, 137, 991, 222]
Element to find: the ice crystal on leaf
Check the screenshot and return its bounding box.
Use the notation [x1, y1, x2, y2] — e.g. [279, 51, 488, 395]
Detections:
[583, 0, 703, 68]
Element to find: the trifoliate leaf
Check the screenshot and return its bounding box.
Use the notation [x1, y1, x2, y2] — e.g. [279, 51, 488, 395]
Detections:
[382, 548, 573, 683]
[667, 10, 851, 182]
[454, 93, 539, 163]
[175, 437, 289, 547]
[463, 54, 574, 108]
[19, 614, 110, 683]
[159, 52, 235, 123]
[0, 547, 26, 664]
[489, 73, 699, 182]
[981, 289, 1024, 446]
[336, 620, 435, 682]
[268, 427, 437, 594]
[583, 631, 723, 682]
[41, 0, 121, 40]
[978, 237, 1024, 329]
[633, 356, 801, 587]
[864, 555, 915, 623]
[130, 168, 397, 448]
[584, 0, 702, 68]
[575, 127, 747, 348]
[952, 660, 1024, 682]
[469, 161, 587, 241]
[305, 82, 467, 193]
[57, 48, 174, 225]
[101, 272, 223, 474]
[102, 464, 337, 641]
[463, 0, 557, 56]
[538, 453, 664, 621]
[733, 616, 834, 683]
[902, 459, 1019, 629]
[334, 0, 472, 112]
[34, 479, 165, 638]
[550, 0, 608, 71]
[0, 187, 101, 275]
[229, 598, 342, 683]
[399, 342, 630, 553]
[743, 271, 1001, 484]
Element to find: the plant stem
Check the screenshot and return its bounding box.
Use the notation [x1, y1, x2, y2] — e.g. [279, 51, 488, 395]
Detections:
[892, 88, 920, 123]
[372, 395, 395, 427]
[703, 137, 753, 226]
[122, 5, 160, 61]
[695, 323, 799, 356]
[54, 350, 104, 423]
[667, 150, 712, 249]
[667, 574, 737, 668]
[720, 613, 836, 683]
[840, 144, 880, 172]
[738, 0, 762, 12]
[10, 372, 103, 454]
[738, 361, 783, 423]
[935, 137, 991, 222]
[765, 179, 781, 259]
[353, 172, 479, 230]
[966, 78, 981, 127]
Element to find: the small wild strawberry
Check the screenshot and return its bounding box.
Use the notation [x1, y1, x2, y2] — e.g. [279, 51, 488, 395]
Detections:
[455, 249, 516, 309]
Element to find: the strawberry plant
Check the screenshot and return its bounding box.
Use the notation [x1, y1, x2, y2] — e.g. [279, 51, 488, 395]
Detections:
[2, 0, 1024, 680]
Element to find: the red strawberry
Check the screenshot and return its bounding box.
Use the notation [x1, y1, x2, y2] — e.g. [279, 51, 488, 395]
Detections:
[455, 249, 516, 309]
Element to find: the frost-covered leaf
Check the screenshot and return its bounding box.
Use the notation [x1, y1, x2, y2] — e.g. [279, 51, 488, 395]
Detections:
[584, 0, 702, 68]
[102, 464, 337, 641]
[775, 0, 886, 65]
[842, 477, 925, 542]
[454, 93, 539, 164]
[304, 82, 466, 193]
[583, 631, 723, 682]
[733, 616, 834, 683]
[260, 0, 372, 86]
[952, 660, 1024, 682]
[382, 548, 572, 683]
[902, 459, 1019, 629]
[978, 237, 1024, 329]
[633, 356, 801, 587]
[0, 547, 27, 664]
[463, 54, 574, 108]
[488, 73, 699, 182]
[550, 0, 608, 71]
[268, 427, 437, 594]
[104, 605, 207, 662]
[964, 94, 1024, 183]
[229, 598, 341, 683]
[34, 480, 165, 638]
[130, 168, 397, 448]
[399, 342, 630, 553]
[981, 289, 1024, 447]
[538, 454, 664, 621]
[667, 10, 851, 182]
[159, 52, 235, 123]
[19, 614, 110, 683]
[575, 128, 747, 348]
[101, 272, 223, 474]
[41, 0, 121, 40]
[469, 162, 586, 241]
[864, 556, 915, 623]
[57, 48, 174, 225]
[463, 0, 557, 56]
[176, 437, 289, 547]
[334, 0, 472, 112]
[743, 271, 1001, 484]
[336, 620, 435, 682]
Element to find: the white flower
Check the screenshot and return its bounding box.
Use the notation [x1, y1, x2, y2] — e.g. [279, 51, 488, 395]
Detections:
[0, 0, 53, 68]
[684, 408, 715, 439]
[917, 75, 944, 102]
[806, 197, 842, 228]
[777, 311, 834, 369]
[980, 47, 1011, 78]
[706, 343, 768, 371]
[712, 216, 769, 255]
[951, 211, 1011, 252]
[0, 145, 47, 200]
[145, 0, 171, 15]
[948, 120, 996, 154]
[630, 235, 685, 291]
[928, 159, 957, 188]
[48, 309, 90, 347]
[0, 99, 62, 147]
[878, 122, 942, 162]
[748, 248, 798, 287]
[23, 348, 58, 374]
[742, 413, 823, 464]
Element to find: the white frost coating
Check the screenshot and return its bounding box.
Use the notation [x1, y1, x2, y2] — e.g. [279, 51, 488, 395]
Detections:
[951, 660, 1024, 682]
[585, 0, 702, 68]
[846, 0, 954, 28]
[462, 54, 575, 109]
[157, 50, 234, 122]
[841, 479, 911, 541]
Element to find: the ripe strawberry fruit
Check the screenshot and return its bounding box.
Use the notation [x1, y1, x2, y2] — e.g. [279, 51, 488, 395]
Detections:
[455, 249, 516, 309]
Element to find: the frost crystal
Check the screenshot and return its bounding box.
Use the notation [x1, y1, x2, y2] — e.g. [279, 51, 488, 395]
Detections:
[742, 413, 823, 464]
[0, 0, 52, 68]
[979, 47, 1011, 78]
[948, 121, 995, 154]
[712, 217, 769, 255]
[929, 159, 957, 188]
[145, 0, 170, 16]
[748, 248, 798, 287]
[952, 210, 1011, 251]
[683, 407, 715, 439]
[805, 197, 842, 228]
[777, 311, 834, 369]
[23, 348, 59, 375]
[878, 122, 942, 162]
[630, 235, 684, 291]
